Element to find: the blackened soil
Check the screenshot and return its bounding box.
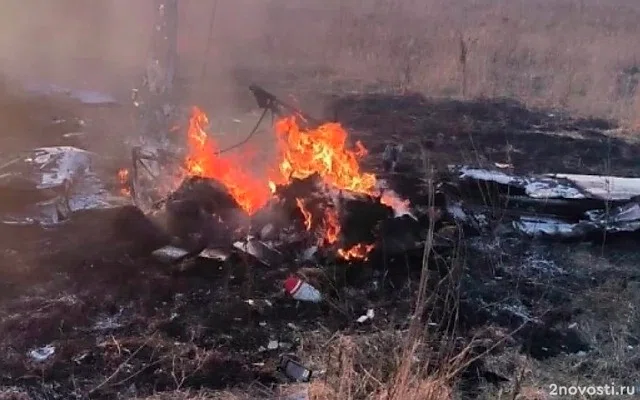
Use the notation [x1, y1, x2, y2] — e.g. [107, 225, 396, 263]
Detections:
[330, 93, 639, 202]
[2, 90, 640, 398]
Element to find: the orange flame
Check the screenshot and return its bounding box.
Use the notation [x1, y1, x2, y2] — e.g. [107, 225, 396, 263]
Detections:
[337, 243, 376, 261]
[295, 197, 312, 231]
[180, 107, 402, 262]
[319, 208, 340, 246]
[117, 168, 131, 197]
[272, 116, 376, 195]
[184, 106, 271, 215]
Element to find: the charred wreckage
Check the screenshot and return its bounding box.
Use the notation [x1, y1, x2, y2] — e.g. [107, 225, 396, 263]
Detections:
[4, 85, 640, 281]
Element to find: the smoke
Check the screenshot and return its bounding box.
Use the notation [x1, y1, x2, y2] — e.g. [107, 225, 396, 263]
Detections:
[0, 1, 154, 91]
[0, 1, 269, 94]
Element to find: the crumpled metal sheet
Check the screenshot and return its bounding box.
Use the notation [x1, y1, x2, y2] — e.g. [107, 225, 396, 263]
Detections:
[449, 165, 640, 238]
[233, 237, 284, 266]
[0, 146, 128, 226]
[547, 173, 640, 200]
[454, 166, 587, 199]
[151, 245, 230, 263]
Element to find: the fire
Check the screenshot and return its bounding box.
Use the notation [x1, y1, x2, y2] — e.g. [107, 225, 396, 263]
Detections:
[117, 168, 131, 196]
[184, 106, 272, 215]
[136, 106, 403, 262]
[317, 208, 374, 261]
[319, 207, 340, 246]
[272, 116, 376, 195]
[295, 198, 312, 231]
[337, 243, 376, 261]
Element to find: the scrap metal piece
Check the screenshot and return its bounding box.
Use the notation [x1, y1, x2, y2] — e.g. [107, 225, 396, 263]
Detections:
[452, 165, 588, 199]
[588, 200, 640, 232]
[151, 245, 230, 264]
[449, 164, 640, 239]
[151, 245, 189, 263]
[0, 146, 126, 226]
[233, 237, 283, 266]
[199, 247, 230, 261]
[279, 356, 313, 383]
[547, 173, 640, 201]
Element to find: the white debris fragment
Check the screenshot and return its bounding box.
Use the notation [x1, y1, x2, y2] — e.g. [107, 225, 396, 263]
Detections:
[267, 340, 279, 350]
[356, 309, 375, 323]
[548, 173, 640, 201]
[300, 246, 318, 261]
[494, 162, 512, 169]
[73, 351, 90, 364]
[456, 166, 586, 199]
[446, 203, 468, 221]
[514, 217, 579, 237]
[63, 132, 85, 138]
[29, 345, 55, 362]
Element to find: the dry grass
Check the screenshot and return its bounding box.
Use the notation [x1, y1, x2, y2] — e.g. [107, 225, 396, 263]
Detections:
[177, 0, 640, 126]
[3, 1, 640, 124]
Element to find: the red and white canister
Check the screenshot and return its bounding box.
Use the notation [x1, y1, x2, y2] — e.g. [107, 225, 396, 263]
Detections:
[284, 276, 322, 303]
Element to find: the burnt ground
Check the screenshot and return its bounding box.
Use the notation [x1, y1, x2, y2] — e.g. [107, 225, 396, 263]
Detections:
[1, 88, 640, 399]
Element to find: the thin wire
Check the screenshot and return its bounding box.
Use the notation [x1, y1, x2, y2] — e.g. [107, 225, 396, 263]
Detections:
[217, 108, 270, 154]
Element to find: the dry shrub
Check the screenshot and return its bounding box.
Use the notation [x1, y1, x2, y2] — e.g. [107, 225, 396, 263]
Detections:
[306, 332, 457, 400]
[188, 0, 640, 123]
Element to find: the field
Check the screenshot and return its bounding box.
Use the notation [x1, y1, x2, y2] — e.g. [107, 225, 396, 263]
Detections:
[1, 1, 640, 399]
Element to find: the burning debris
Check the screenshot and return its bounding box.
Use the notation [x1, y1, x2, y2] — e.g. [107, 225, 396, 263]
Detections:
[5, 84, 634, 263]
[117, 85, 640, 275]
[121, 85, 418, 268]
